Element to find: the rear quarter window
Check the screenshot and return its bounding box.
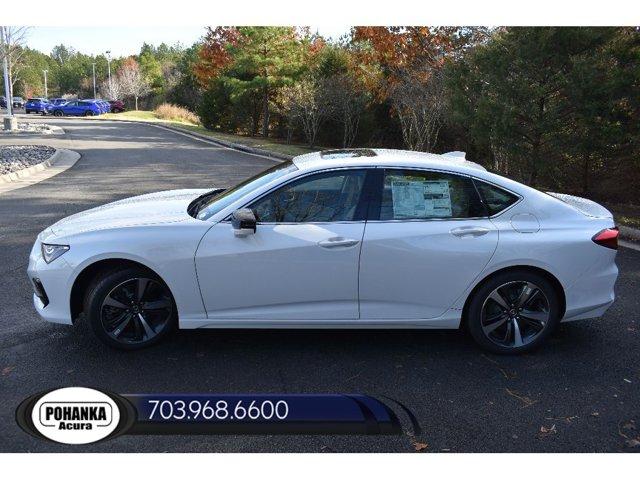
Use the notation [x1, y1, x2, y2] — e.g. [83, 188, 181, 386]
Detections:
[474, 180, 520, 215]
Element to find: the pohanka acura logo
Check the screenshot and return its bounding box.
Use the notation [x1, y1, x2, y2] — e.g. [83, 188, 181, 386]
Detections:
[17, 387, 128, 444]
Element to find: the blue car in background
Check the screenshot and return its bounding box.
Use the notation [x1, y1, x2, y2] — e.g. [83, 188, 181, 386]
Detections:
[88, 99, 110, 113]
[52, 100, 102, 117]
[25, 98, 52, 115]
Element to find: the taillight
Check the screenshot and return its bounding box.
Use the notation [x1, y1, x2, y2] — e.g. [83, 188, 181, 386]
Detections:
[592, 227, 619, 250]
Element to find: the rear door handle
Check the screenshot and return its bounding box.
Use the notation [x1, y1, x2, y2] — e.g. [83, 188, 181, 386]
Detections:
[450, 226, 490, 238]
[318, 237, 360, 249]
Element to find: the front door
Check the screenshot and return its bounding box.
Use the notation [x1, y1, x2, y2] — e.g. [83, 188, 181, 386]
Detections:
[195, 169, 370, 320]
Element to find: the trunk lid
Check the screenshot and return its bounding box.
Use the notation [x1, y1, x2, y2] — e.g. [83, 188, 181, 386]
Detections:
[546, 192, 613, 219]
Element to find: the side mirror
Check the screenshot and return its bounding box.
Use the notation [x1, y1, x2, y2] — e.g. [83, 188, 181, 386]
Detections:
[231, 208, 257, 237]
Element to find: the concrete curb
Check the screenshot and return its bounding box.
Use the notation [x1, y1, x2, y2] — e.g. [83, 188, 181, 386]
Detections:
[0, 149, 60, 183]
[159, 124, 293, 162]
[0, 148, 81, 194]
[619, 225, 640, 242]
[90, 117, 293, 162]
[0, 124, 65, 136]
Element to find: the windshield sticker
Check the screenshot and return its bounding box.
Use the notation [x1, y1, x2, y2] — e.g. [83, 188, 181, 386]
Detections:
[391, 179, 452, 218]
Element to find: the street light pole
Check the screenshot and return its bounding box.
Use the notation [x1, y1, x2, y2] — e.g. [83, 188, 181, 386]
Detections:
[1, 26, 14, 118]
[105, 50, 112, 95]
[42, 69, 48, 98]
[91, 63, 96, 98]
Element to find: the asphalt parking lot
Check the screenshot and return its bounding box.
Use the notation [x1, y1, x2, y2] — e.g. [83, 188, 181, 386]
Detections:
[0, 116, 639, 452]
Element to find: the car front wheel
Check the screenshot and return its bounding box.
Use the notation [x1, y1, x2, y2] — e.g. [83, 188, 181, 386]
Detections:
[466, 270, 561, 354]
[84, 267, 177, 350]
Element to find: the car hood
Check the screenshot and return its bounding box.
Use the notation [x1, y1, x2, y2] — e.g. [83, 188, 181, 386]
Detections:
[47, 189, 210, 238]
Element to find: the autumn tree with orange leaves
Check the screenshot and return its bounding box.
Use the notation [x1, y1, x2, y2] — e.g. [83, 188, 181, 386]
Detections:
[352, 27, 486, 150]
[195, 27, 312, 137]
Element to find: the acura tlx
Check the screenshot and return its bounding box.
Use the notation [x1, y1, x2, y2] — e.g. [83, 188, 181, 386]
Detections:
[28, 149, 618, 353]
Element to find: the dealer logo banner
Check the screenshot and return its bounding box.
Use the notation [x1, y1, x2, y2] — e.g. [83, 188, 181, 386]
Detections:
[16, 387, 133, 445]
[17, 390, 408, 444]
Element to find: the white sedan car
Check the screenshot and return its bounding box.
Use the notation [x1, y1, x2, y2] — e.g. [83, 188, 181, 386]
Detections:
[28, 149, 619, 353]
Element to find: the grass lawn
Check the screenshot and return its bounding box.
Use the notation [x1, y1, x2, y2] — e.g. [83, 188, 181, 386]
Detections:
[100, 110, 318, 157]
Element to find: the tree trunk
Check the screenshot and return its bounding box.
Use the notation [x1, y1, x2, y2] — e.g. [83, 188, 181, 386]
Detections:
[262, 86, 269, 138]
[582, 152, 591, 196]
[135, 96, 138, 111]
[529, 139, 540, 186]
[342, 111, 349, 148]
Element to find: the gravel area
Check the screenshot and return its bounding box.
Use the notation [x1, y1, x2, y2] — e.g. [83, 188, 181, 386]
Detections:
[0, 145, 56, 175]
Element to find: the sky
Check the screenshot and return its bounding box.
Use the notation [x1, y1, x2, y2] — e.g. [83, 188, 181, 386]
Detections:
[26, 26, 351, 57]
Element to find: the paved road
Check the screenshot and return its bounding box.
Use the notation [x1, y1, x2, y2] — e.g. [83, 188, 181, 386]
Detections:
[1, 118, 639, 452]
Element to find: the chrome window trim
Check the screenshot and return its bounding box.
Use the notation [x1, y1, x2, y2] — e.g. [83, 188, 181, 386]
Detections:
[220, 164, 524, 224]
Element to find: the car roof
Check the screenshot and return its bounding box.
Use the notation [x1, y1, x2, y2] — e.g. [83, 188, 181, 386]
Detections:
[292, 149, 487, 174]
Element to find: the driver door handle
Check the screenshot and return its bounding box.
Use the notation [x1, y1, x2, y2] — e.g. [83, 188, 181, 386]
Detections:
[450, 226, 490, 238]
[318, 237, 360, 249]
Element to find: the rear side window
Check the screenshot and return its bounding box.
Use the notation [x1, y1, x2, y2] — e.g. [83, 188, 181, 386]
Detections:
[380, 169, 485, 220]
[474, 180, 519, 215]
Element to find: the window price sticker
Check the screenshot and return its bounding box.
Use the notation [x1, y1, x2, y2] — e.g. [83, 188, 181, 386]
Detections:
[391, 179, 452, 218]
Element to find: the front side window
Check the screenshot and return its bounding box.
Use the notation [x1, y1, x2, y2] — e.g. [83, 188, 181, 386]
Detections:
[474, 180, 519, 215]
[196, 161, 298, 220]
[379, 169, 485, 220]
[250, 169, 367, 223]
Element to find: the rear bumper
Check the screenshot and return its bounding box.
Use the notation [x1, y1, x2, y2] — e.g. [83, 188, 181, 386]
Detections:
[562, 257, 618, 322]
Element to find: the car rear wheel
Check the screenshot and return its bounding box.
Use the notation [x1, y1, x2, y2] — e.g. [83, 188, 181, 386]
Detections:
[53, 110, 63, 117]
[84, 267, 177, 350]
[466, 270, 561, 354]
[84, 111, 94, 116]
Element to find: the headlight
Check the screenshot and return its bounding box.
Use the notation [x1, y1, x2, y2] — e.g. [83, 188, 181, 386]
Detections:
[41, 243, 69, 264]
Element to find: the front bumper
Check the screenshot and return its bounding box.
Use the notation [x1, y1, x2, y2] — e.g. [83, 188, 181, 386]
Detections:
[27, 239, 74, 325]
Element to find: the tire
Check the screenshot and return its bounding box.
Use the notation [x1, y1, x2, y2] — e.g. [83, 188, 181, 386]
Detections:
[84, 111, 94, 116]
[25, 110, 30, 114]
[53, 110, 63, 117]
[84, 267, 177, 350]
[466, 269, 561, 354]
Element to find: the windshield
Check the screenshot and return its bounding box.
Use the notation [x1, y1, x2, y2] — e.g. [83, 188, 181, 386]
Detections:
[196, 160, 298, 220]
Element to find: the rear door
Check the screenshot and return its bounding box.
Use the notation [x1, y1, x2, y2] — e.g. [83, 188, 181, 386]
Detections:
[359, 168, 499, 320]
